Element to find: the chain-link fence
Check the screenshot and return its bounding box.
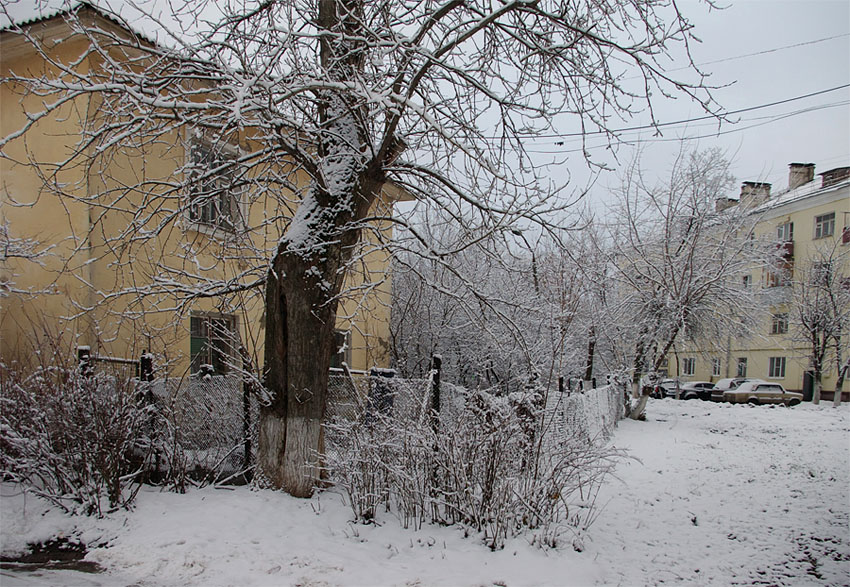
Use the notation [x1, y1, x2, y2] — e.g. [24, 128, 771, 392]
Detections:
[542, 383, 624, 449]
[136, 369, 624, 484]
[145, 375, 258, 481]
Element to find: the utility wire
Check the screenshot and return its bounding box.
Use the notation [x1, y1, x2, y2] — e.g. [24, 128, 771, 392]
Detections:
[516, 84, 850, 142]
[669, 33, 850, 72]
[522, 100, 850, 154]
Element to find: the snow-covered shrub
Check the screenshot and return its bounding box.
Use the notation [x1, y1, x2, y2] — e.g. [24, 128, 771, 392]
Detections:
[0, 364, 154, 515]
[325, 382, 623, 550]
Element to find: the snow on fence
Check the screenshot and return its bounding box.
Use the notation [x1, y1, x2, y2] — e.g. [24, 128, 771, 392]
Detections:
[543, 384, 624, 447]
[137, 369, 624, 483]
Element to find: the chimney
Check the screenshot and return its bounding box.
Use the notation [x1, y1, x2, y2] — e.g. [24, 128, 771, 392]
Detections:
[788, 163, 815, 189]
[715, 197, 738, 213]
[820, 166, 850, 188]
[739, 181, 771, 209]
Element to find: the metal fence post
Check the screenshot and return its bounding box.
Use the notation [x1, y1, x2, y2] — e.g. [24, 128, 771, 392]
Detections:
[77, 346, 93, 377]
[430, 355, 442, 431]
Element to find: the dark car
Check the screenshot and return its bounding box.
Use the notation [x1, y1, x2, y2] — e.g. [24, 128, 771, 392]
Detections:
[666, 381, 714, 401]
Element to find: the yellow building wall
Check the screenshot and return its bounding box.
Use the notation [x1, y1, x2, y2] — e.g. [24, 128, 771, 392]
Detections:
[1, 21, 395, 377]
[669, 184, 849, 395]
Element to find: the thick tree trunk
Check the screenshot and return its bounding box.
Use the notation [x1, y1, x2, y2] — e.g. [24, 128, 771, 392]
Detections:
[257, 253, 339, 496]
[256, 171, 383, 495]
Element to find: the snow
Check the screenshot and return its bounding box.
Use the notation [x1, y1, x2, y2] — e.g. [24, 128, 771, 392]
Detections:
[2, 399, 848, 586]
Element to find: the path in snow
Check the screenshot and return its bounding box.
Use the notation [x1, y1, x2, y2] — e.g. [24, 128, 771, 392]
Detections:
[593, 399, 850, 586]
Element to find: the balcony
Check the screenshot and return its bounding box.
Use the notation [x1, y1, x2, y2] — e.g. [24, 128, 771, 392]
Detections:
[777, 240, 794, 259]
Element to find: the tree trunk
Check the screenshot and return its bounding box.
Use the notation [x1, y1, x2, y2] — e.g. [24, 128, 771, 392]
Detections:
[583, 327, 595, 382]
[257, 252, 339, 496]
[832, 337, 850, 408]
[256, 167, 383, 495]
[812, 375, 822, 405]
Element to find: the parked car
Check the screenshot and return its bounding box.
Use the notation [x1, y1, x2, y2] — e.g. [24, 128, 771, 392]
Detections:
[723, 381, 803, 406]
[652, 378, 681, 399]
[710, 377, 762, 402]
[666, 381, 715, 401]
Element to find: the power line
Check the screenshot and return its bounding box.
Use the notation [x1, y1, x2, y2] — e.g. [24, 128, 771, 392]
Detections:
[522, 100, 850, 154]
[506, 83, 850, 142]
[674, 33, 850, 72]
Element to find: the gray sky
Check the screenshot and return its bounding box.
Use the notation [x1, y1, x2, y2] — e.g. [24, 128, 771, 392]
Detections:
[4, 0, 847, 204]
[572, 0, 850, 205]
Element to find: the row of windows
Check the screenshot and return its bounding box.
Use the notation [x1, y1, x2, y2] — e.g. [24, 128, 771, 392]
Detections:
[679, 356, 786, 379]
[775, 213, 837, 242]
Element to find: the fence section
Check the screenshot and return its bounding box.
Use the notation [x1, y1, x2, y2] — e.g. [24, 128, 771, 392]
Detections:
[135, 369, 624, 484]
[543, 383, 624, 448]
[147, 375, 257, 480]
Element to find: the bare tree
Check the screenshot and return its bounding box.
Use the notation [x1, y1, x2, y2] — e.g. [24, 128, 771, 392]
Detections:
[599, 148, 767, 418]
[792, 243, 850, 406]
[1, 0, 719, 495]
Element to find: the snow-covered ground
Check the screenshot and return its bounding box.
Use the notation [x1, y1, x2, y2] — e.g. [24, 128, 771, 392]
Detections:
[2, 399, 848, 586]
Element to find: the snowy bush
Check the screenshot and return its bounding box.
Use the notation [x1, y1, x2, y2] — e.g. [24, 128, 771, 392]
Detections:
[0, 364, 154, 515]
[324, 383, 623, 550]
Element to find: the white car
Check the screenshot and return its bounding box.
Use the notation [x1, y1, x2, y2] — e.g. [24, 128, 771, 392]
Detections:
[723, 381, 803, 406]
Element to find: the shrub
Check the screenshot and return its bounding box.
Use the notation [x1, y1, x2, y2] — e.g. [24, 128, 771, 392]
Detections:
[325, 383, 623, 550]
[0, 364, 154, 515]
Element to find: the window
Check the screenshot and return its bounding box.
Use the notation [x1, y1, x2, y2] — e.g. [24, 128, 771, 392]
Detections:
[768, 357, 786, 379]
[736, 357, 748, 378]
[770, 313, 788, 335]
[330, 330, 351, 369]
[814, 212, 835, 239]
[777, 221, 793, 242]
[766, 263, 792, 288]
[712, 358, 721, 377]
[682, 357, 695, 376]
[188, 142, 240, 231]
[742, 274, 752, 290]
[190, 314, 237, 375]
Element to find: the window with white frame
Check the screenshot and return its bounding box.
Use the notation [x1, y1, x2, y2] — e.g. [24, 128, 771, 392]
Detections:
[777, 221, 793, 242]
[188, 142, 241, 231]
[768, 356, 786, 379]
[766, 262, 792, 288]
[814, 212, 835, 239]
[736, 357, 748, 377]
[682, 357, 695, 376]
[712, 358, 721, 377]
[742, 274, 752, 290]
[812, 261, 833, 286]
[770, 313, 789, 335]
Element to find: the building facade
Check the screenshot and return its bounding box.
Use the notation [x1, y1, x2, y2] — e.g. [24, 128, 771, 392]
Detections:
[1, 5, 404, 378]
[668, 163, 849, 400]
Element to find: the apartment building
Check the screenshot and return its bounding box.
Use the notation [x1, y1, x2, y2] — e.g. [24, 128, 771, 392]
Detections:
[670, 162, 849, 400]
[0, 4, 405, 377]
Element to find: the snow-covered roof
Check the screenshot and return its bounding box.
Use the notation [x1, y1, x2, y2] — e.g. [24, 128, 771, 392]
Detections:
[751, 170, 850, 215]
[0, 0, 205, 49]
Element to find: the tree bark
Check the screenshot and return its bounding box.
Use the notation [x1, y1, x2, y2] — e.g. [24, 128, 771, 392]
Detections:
[833, 350, 847, 408]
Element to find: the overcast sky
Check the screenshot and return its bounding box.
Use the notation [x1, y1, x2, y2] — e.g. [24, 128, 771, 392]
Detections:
[571, 0, 850, 206]
[3, 0, 847, 206]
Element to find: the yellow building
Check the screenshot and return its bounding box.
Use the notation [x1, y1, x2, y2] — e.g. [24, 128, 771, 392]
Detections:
[670, 163, 849, 400]
[1, 5, 404, 378]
